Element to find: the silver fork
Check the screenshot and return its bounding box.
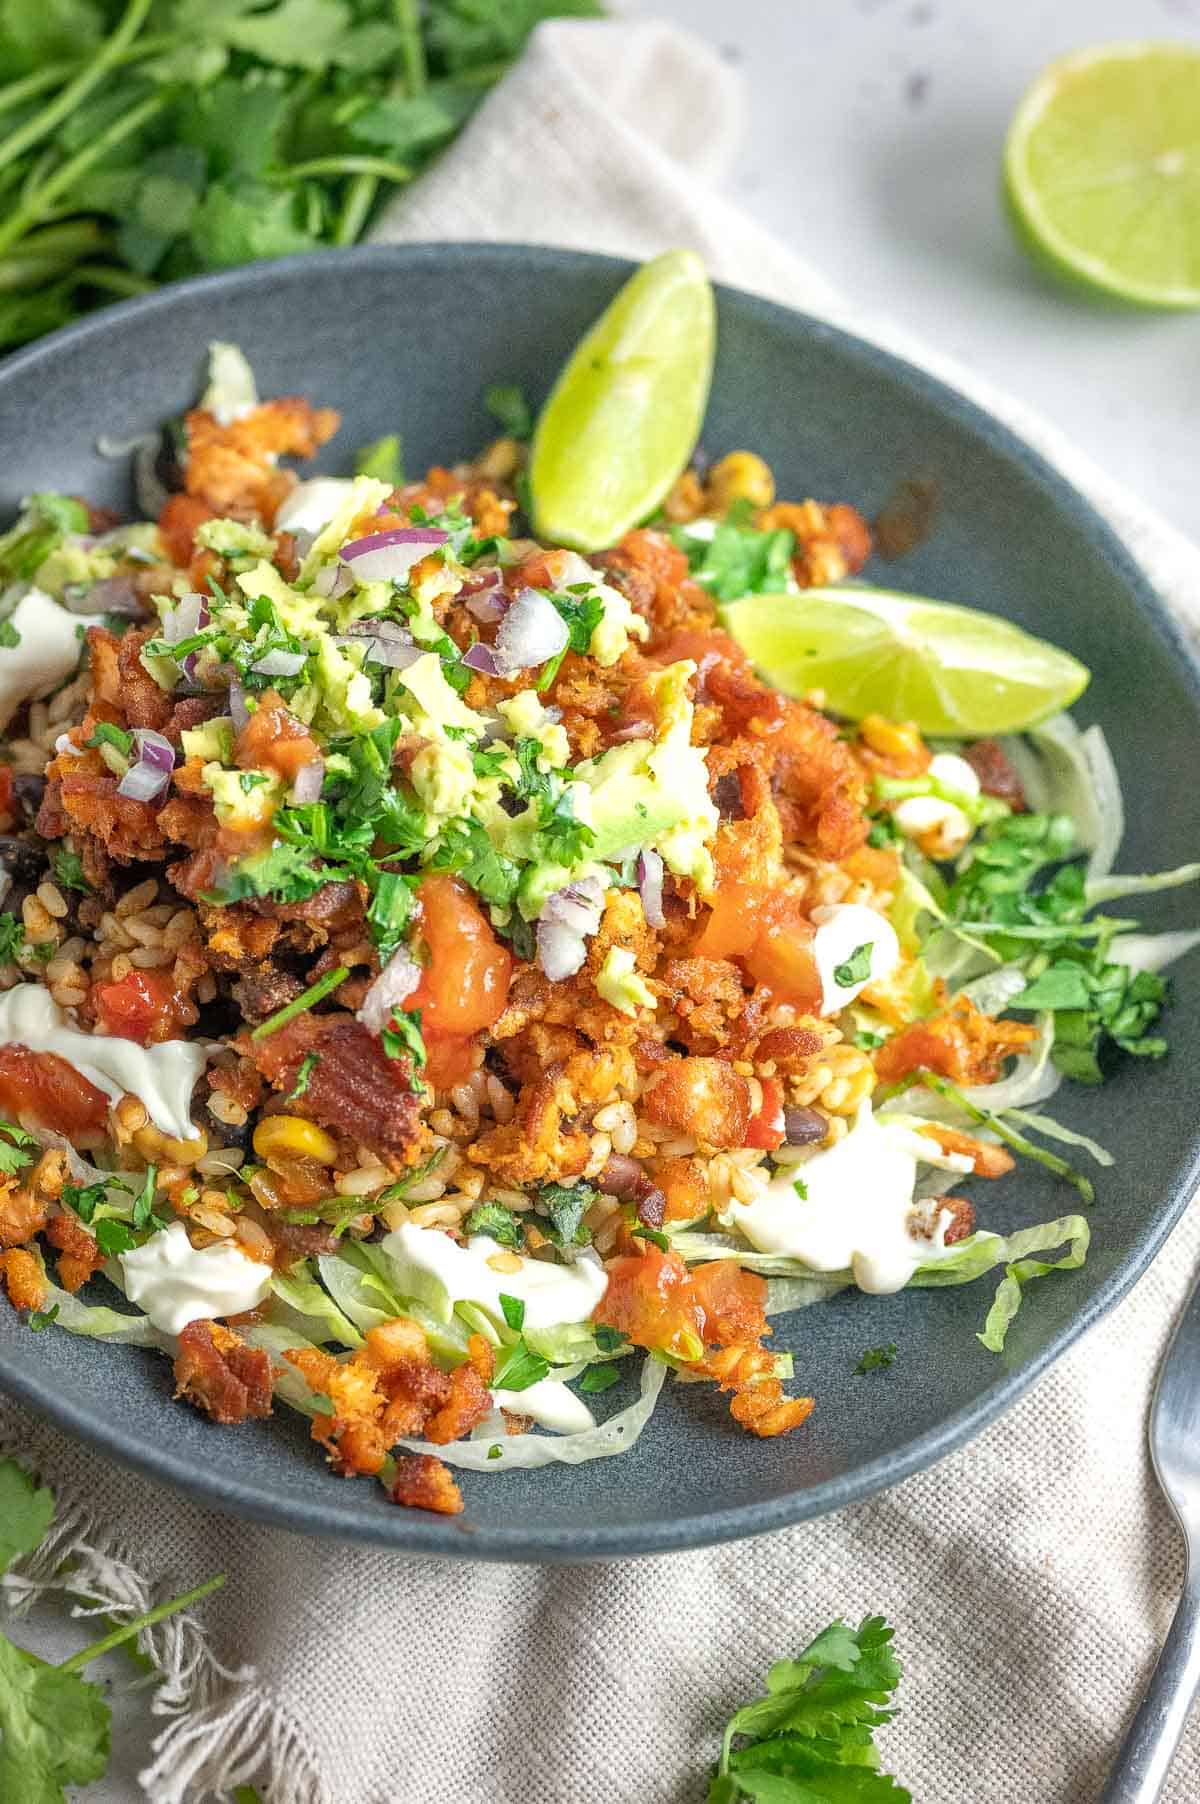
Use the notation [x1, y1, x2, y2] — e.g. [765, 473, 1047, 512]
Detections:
[1100, 1264, 1200, 1802]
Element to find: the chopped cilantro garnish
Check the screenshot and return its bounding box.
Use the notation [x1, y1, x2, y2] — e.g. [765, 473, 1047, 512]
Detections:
[0, 619, 20, 649]
[673, 517, 795, 603]
[483, 383, 533, 440]
[95, 1219, 137, 1257]
[630, 1223, 669, 1252]
[51, 848, 89, 892]
[62, 1180, 109, 1224]
[537, 1181, 596, 1247]
[513, 736, 553, 805]
[498, 1293, 526, 1332]
[487, 1444, 503, 1459]
[537, 587, 605, 691]
[462, 1202, 524, 1248]
[425, 818, 519, 908]
[854, 1343, 898, 1375]
[381, 1008, 427, 1073]
[531, 787, 595, 868]
[832, 942, 873, 989]
[86, 722, 133, 758]
[0, 1122, 36, 1177]
[492, 1336, 550, 1393]
[852, 1027, 887, 1051]
[579, 1363, 621, 1394]
[367, 871, 416, 964]
[202, 842, 328, 906]
[594, 1324, 626, 1354]
[28, 1304, 60, 1332]
[251, 966, 349, 1040]
[238, 771, 270, 793]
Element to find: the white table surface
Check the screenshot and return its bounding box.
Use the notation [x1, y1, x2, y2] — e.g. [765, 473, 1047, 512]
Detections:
[11, 5, 1200, 1799]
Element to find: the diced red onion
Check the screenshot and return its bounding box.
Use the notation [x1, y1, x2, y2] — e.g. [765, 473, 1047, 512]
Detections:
[465, 588, 508, 625]
[542, 876, 604, 939]
[116, 728, 175, 803]
[636, 849, 666, 928]
[492, 587, 568, 675]
[340, 527, 448, 585]
[164, 592, 208, 645]
[536, 917, 588, 981]
[228, 678, 249, 734]
[291, 758, 325, 804]
[332, 629, 421, 671]
[65, 574, 142, 617]
[358, 947, 422, 1035]
[250, 648, 307, 678]
[313, 561, 355, 600]
[462, 641, 498, 676]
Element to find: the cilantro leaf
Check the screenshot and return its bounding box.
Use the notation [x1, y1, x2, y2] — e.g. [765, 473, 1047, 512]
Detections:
[425, 818, 519, 909]
[0, 620, 20, 649]
[537, 1181, 596, 1247]
[854, 1344, 897, 1376]
[484, 383, 533, 440]
[201, 842, 327, 906]
[631, 1222, 670, 1252]
[0, 1638, 111, 1804]
[0, 1122, 36, 1178]
[367, 871, 415, 963]
[381, 1008, 427, 1073]
[50, 849, 89, 893]
[95, 1219, 136, 1258]
[492, 1336, 550, 1393]
[0, 1460, 54, 1578]
[675, 519, 795, 604]
[579, 1362, 621, 1394]
[712, 1617, 910, 1804]
[499, 1293, 525, 1332]
[354, 434, 404, 486]
[832, 943, 873, 989]
[85, 722, 133, 758]
[462, 1203, 524, 1249]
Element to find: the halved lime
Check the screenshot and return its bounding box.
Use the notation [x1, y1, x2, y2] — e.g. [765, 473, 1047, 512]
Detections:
[1004, 42, 1200, 308]
[721, 587, 1090, 735]
[529, 250, 715, 552]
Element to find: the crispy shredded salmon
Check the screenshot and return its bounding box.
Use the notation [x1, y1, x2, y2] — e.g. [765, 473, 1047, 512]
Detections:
[174, 1320, 273, 1424]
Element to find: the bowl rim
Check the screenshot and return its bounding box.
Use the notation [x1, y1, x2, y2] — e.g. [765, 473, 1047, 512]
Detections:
[2, 239, 1198, 1563]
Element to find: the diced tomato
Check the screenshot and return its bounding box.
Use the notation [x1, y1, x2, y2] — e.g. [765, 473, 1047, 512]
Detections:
[234, 694, 321, 784]
[741, 894, 822, 1010]
[693, 880, 763, 959]
[406, 876, 512, 1038]
[422, 1035, 478, 1090]
[743, 1076, 785, 1151]
[158, 494, 215, 566]
[93, 970, 176, 1047]
[0, 1045, 108, 1137]
[594, 1248, 767, 1359]
[694, 885, 822, 1011]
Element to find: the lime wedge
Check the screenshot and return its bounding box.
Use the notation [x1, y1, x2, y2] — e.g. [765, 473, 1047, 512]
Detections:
[1004, 42, 1200, 308]
[529, 250, 715, 551]
[721, 587, 1090, 736]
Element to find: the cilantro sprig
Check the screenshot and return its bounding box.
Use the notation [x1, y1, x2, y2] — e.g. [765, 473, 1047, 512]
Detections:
[711, 1616, 910, 1803]
[0, 1457, 225, 1804]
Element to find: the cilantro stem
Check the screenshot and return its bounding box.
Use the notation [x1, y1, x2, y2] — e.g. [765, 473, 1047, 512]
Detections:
[920, 1073, 1095, 1204]
[0, 91, 167, 254]
[72, 263, 158, 298]
[336, 172, 380, 246]
[251, 965, 349, 1040]
[393, 0, 427, 95]
[0, 221, 108, 288]
[57, 1572, 225, 1675]
[272, 155, 414, 186]
[0, 0, 155, 177]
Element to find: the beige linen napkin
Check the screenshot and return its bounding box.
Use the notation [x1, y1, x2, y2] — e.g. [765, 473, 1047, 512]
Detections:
[4, 19, 1200, 1803]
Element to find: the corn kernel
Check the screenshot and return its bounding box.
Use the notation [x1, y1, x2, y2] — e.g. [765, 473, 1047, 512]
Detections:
[859, 713, 926, 765]
[252, 1115, 338, 1165]
[707, 450, 775, 512]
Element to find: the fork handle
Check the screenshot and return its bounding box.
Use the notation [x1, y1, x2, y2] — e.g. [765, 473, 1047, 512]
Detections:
[1100, 1563, 1200, 1803]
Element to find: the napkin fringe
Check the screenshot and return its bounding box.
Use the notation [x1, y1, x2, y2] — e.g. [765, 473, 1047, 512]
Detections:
[0, 1437, 325, 1804]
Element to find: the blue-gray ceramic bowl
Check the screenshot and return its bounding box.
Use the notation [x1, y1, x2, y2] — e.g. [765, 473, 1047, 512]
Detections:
[1, 245, 1197, 1562]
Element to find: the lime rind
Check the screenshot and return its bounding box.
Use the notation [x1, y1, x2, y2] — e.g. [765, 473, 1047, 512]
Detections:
[1004, 41, 1200, 310]
[721, 586, 1090, 737]
[529, 250, 716, 552]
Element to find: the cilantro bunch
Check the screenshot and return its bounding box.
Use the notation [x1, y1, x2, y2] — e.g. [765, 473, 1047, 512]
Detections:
[710, 1616, 910, 1802]
[0, 0, 602, 352]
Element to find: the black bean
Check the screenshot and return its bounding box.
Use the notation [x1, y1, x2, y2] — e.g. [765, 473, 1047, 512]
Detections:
[783, 1105, 827, 1146]
[712, 771, 745, 821]
[12, 775, 45, 822]
[597, 1154, 644, 1198]
[0, 836, 47, 887]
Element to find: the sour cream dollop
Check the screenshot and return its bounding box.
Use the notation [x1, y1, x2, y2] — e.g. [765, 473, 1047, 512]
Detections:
[0, 588, 102, 731]
[381, 1220, 608, 1332]
[811, 902, 900, 1014]
[719, 1103, 971, 1293]
[0, 986, 207, 1139]
[119, 1221, 273, 1335]
[492, 1377, 596, 1435]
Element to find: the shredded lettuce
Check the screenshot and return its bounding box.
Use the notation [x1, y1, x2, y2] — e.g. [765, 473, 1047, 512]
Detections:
[910, 1215, 1090, 1351]
[1087, 862, 1200, 905]
[1107, 927, 1200, 974]
[764, 1275, 850, 1314]
[265, 1265, 364, 1350]
[1003, 1108, 1114, 1167]
[1003, 715, 1122, 881]
[240, 1321, 328, 1416]
[396, 1354, 667, 1470]
[30, 1276, 165, 1348]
